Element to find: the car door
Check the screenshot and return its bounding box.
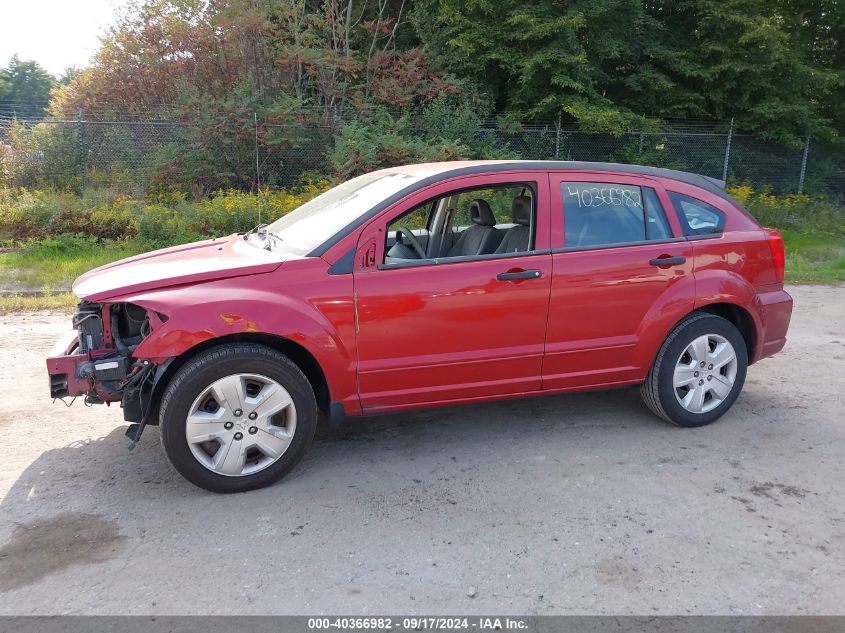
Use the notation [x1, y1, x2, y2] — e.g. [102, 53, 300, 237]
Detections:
[353, 172, 553, 412]
[542, 172, 695, 390]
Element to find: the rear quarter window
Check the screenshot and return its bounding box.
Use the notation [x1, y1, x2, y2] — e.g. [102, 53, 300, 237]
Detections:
[669, 192, 725, 236]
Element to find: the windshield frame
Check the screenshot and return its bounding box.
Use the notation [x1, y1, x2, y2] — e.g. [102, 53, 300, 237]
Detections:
[261, 171, 427, 257]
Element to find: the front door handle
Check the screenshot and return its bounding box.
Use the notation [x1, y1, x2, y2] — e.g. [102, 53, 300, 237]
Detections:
[649, 256, 686, 267]
[497, 269, 542, 281]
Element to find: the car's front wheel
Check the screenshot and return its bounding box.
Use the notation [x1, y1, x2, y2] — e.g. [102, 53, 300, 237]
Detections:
[641, 312, 748, 427]
[159, 343, 317, 493]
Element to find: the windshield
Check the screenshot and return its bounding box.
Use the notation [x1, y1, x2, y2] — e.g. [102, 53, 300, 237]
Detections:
[265, 171, 424, 254]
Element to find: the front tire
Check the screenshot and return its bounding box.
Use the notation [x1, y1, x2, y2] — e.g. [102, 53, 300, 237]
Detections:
[641, 312, 747, 427]
[159, 343, 317, 493]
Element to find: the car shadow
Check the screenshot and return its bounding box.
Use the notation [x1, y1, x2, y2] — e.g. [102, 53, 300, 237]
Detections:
[315, 386, 656, 443]
[2, 384, 781, 512]
[2, 387, 655, 504]
[0, 383, 792, 600]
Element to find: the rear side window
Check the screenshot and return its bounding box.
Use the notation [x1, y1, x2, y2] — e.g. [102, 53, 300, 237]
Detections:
[669, 192, 725, 236]
[562, 182, 672, 248]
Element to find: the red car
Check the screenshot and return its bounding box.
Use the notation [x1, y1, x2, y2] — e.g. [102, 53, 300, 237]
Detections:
[47, 161, 792, 492]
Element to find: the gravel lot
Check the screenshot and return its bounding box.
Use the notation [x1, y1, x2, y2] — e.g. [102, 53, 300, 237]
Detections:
[0, 285, 843, 615]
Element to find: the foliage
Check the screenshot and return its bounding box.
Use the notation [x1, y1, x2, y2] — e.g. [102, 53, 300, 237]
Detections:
[647, 0, 840, 145]
[0, 181, 332, 243]
[0, 55, 55, 111]
[328, 97, 520, 179]
[0, 180, 334, 296]
[2, 184, 840, 248]
[779, 230, 845, 283]
[0, 0, 842, 195]
[414, 0, 843, 143]
[328, 107, 467, 179]
[21, 0, 843, 143]
[38, 0, 462, 191]
[50, 0, 456, 120]
[0, 235, 150, 290]
[413, 0, 661, 133]
[0, 120, 81, 191]
[726, 184, 845, 282]
[727, 184, 844, 235]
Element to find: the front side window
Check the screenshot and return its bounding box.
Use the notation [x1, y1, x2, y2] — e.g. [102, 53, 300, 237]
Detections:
[669, 192, 725, 236]
[384, 202, 435, 261]
[562, 182, 672, 248]
[384, 183, 535, 264]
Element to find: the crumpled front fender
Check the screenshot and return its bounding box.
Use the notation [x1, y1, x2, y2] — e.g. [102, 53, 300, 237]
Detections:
[102, 264, 358, 413]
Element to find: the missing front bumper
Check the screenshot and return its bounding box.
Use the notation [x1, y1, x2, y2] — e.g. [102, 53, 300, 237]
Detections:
[46, 330, 90, 399]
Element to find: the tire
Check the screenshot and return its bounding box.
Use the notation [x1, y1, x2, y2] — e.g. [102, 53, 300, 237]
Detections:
[159, 343, 317, 493]
[641, 312, 748, 427]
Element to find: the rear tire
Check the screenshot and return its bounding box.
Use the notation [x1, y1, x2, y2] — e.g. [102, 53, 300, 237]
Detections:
[641, 312, 747, 427]
[159, 343, 317, 493]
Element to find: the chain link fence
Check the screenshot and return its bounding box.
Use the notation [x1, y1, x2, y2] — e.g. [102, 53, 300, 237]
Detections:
[1, 113, 841, 198]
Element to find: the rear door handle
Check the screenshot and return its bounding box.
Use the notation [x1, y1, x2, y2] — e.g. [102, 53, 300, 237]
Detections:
[649, 256, 686, 267]
[497, 269, 542, 281]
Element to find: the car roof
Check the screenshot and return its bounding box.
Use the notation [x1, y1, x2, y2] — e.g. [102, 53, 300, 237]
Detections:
[382, 160, 730, 201]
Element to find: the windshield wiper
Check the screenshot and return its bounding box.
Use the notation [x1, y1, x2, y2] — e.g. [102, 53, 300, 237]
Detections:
[243, 223, 268, 240]
[262, 229, 284, 251]
[244, 224, 284, 250]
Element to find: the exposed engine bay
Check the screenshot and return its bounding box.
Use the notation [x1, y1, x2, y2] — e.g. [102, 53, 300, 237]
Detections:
[49, 301, 168, 438]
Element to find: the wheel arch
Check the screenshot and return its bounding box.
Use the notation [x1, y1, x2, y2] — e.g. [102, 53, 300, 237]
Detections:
[694, 302, 757, 363]
[636, 298, 759, 385]
[146, 333, 330, 426]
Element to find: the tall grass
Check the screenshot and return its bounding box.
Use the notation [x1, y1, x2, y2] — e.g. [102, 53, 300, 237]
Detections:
[0, 291, 76, 314]
[0, 182, 331, 295]
[727, 184, 844, 235]
[0, 181, 331, 243]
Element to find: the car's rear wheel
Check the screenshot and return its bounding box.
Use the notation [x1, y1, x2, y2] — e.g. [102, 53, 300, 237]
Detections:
[159, 343, 317, 493]
[641, 312, 748, 427]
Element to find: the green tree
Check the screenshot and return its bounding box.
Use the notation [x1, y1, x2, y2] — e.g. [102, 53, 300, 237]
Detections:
[0, 55, 55, 110]
[327, 107, 473, 179]
[775, 0, 844, 141]
[414, 0, 839, 141]
[58, 67, 81, 86]
[412, 0, 664, 133]
[645, 0, 839, 144]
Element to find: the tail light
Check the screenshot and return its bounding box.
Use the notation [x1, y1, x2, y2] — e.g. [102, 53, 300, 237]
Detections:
[765, 228, 785, 284]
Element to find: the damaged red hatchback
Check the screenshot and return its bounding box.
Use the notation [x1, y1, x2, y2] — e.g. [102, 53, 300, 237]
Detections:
[47, 161, 792, 492]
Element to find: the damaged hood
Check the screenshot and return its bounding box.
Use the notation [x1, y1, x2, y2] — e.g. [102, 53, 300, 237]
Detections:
[73, 234, 287, 301]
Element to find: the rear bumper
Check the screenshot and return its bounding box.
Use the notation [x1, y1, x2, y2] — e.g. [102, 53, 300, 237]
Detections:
[46, 330, 91, 399]
[754, 289, 793, 362]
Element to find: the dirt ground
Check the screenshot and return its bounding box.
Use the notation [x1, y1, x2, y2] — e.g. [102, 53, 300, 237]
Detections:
[0, 285, 843, 615]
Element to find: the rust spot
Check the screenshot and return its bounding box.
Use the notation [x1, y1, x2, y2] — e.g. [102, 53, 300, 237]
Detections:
[219, 313, 260, 333]
[219, 313, 243, 326]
